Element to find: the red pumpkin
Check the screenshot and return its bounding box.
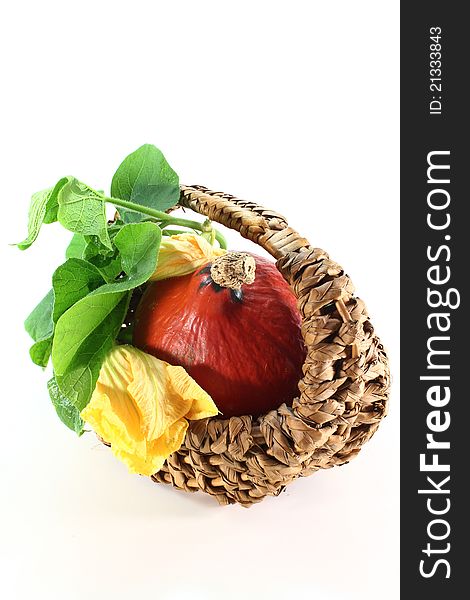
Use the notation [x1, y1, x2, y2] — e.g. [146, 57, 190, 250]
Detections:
[133, 253, 306, 418]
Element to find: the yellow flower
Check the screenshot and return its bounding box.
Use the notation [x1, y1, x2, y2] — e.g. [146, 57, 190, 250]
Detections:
[80, 345, 218, 476]
[150, 233, 226, 281]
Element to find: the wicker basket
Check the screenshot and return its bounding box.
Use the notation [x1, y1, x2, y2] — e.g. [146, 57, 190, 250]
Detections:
[146, 185, 390, 506]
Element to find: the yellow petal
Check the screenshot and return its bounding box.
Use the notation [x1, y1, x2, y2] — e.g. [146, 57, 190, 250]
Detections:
[80, 345, 219, 476]
[166, 365, 223, 420]
[150, 233, 225, 281]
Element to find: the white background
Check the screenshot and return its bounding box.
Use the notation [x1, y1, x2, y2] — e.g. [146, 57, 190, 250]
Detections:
[1, 2, 399, 599]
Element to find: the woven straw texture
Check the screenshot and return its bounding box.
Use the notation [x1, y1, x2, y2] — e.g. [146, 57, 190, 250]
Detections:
[148, 185, 390, 506]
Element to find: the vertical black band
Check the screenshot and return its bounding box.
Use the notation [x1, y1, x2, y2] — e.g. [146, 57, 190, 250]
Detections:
[401, 3, 466, 595]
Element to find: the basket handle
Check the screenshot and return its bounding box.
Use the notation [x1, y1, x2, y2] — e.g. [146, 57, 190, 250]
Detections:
[179, 185, 311, 260]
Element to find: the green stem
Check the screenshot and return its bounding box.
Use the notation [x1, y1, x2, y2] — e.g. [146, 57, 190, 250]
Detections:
[107, 196, 227, 249]
[161, 228, 191, 236]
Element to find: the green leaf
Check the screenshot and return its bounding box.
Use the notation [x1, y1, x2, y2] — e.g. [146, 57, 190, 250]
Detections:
[17, 189, 50, 250]
[19, 176, 114, 251]
[111, 144, 179, 223]
[57, 177, 112, 249]
[82, 228, 123, 283]
[30, 338, 53, 368]
[110, 222, 161, 289]
[85, 250, 122, 283]
[83, 234, 114, 259]
[25, 290, 54, 342]
[52, 291, 130, 410]
[83, 222, 161, 295]
[51, 222, 160, 410]
[44, 177, 70, 224]
[93, 257, 122, 283]
[25, 258, 106, 368]
[52, 258, 104, 322]
[24, 290, 55, 367]
[17, 178, 68, 250]
[48, 377, 84, 435]
[65, 233, 87, 259]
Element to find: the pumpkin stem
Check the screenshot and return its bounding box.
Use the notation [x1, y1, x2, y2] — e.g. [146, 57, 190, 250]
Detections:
[210, 252, 256, 290]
